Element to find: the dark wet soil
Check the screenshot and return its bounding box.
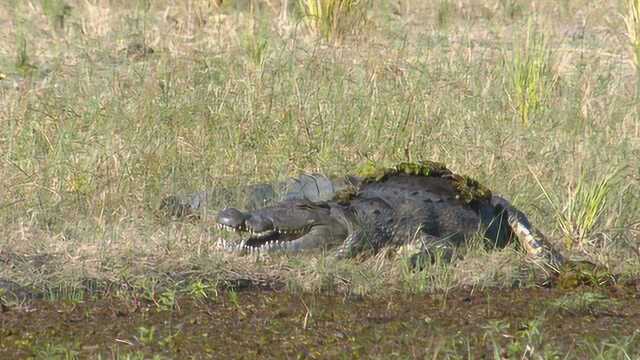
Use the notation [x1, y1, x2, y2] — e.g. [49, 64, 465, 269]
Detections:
[1, 284, 639, 359]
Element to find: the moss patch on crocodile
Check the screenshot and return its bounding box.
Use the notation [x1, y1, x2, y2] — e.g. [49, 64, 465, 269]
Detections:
[449, 174, 492, 204]
[338, 160, 492, 204]
[356, 160, 451, 182]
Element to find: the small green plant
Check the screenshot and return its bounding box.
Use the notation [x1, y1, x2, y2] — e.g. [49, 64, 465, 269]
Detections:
[550, 291, 617, 315]
[242, 30, 269, 69]
[481, 319, 510, 357]
[228, 289, 240, 308]
[624, 0, 640, 98]
[34, 341, 80, 360]
[533, 171, 615, 250]
[557, 260, 615, 288]
[96, 352, 152, 360]
[500, 0, 523, 19]
[624, 0, 640, 73]
[482, 317, 563, 359]
[15, 32, 36, 76]
[157, 289, 177, 311]
[436, 0, 453, 28]
[504, 21, 555, 125]
[188, 279, 213, 300]
[41, 0, 72, 30]
[298, 0, 370, 42]
[584, 331, 640, 359]
[135, 326, 156, 346]
[45, 285, 85, 303]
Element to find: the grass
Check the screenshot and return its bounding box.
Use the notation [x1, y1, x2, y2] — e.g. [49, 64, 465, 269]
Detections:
[534, 170, 616, 251]
[504, 20, 556, 125]
[624, 0, 640, 80]
[298, 0, 370, 42]
[0, 3, 638, 357]
[0, 0, 636, 296]
[549, 291, 618, 316]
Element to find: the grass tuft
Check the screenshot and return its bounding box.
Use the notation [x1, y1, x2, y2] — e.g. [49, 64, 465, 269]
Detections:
[549, 291, 617, 315]
[41, 0, 72, 31]
[298, 0, 370, 42]
[624, 0, 640, 77]
[533, 171, 616, 251]
[504, 21, 555, 125]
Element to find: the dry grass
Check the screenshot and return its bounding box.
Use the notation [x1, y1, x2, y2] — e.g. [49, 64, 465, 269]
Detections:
[0, 0, 638, 299]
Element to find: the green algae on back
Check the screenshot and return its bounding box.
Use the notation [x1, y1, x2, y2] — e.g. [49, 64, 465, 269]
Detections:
[356, 160, 451, 182]
[353, 160, 491, 204]
[450, 174, 492, 204]
[395, 161, 451, 177]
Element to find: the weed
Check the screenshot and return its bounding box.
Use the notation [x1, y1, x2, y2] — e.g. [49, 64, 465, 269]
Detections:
[41, 0, 72, 31]
[584, 330, 640, 359]
[481, 319, 510, 357]
[533, 171, 616, 250]
[549, 291, 617, 315]
[45, 285, 85, 304]
[624, 0, 640, 80]
[557, 260, 615, 289]
[436, 0, 454, 29]
[500, 0, 523, 19]
[242, 26, 269, 69]
[135, 325, 156, 346]
[188, 279, 214, 301]
[298, 0, 370, 42]
[15, 31, 35, 76]
[157, 289, 178, 311]
[96, 352, 151, 360]
[33, 341, 80, 359]
[504, 21, 555, 125]
[228, 289, 241, 308]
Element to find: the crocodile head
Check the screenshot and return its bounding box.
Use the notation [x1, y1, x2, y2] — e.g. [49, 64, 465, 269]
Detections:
[215, 199, 349, 253]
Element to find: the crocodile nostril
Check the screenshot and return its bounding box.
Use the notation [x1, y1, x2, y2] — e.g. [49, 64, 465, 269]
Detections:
[216, 208, 248, 229]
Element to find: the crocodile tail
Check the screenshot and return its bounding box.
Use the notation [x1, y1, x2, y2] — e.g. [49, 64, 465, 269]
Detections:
[491, 196, 565, 274]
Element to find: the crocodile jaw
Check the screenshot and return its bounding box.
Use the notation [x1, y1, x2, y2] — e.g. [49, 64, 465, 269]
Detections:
[215, 223, 347, 254]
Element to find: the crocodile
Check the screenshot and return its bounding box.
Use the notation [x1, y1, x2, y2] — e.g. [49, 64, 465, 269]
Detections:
[164, 161, 565, 271]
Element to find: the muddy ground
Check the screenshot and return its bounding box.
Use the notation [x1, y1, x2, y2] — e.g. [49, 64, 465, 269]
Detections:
[1, 283, 639, 359]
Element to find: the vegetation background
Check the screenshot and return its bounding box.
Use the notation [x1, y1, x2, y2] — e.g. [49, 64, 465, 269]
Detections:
[0, 0, 639, 357]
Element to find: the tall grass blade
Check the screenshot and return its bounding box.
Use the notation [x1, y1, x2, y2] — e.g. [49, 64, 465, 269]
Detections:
[504, 21, 555, 125]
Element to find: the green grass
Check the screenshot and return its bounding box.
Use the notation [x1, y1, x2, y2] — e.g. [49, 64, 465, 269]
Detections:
[0, 0, 637, 303]
[504, 20, 556, 125]
[624, 0, 640, 78]
[297, 0, 370, 42]
[534, 170, 617, 250]
[549, 291, 618, 316]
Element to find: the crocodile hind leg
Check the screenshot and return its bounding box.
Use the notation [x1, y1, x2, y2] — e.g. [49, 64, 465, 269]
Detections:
[491, 196, 565, 274]
[403, 235, 458, 269]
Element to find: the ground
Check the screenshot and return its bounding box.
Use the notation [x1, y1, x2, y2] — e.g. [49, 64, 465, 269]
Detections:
[2, 284, 640, 358]
[0, 0, 639, 358]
